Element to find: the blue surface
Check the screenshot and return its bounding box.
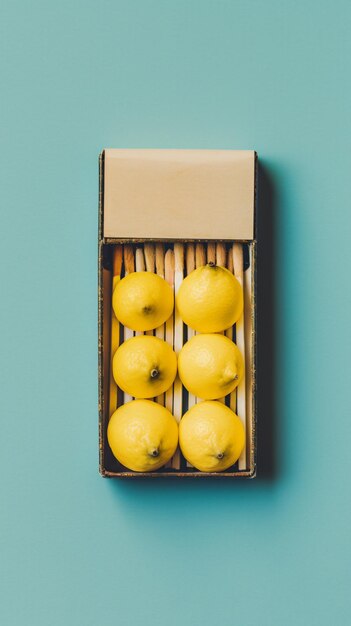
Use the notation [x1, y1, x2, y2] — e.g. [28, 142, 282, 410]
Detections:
[1, 1, 351, 625]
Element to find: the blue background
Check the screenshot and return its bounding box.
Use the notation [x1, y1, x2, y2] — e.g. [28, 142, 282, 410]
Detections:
[1, 1, 350, 624]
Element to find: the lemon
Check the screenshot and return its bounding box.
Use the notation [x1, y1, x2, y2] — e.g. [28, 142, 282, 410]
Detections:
[108, 400, 178, 472]
[113, 271, 173, 332]
[178, 333, 243, 400]
[113, 335, 177, 398]
[179, 401, 245, 472]
[176, 263, 243, 332]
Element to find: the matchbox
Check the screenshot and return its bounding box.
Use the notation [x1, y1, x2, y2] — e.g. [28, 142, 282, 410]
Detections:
[98, 149, 257, 478]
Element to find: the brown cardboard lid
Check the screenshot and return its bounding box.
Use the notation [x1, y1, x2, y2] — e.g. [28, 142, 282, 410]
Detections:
[103, 149, 255, 240]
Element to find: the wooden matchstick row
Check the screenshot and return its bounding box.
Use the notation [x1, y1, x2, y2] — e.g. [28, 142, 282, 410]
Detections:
[185, 244, 196, 410]
[184, 244, 205, 468]
[226, 249, 237, 416]
[244, 244, 253, 469]
[109, 245, 122, 418]
[122, 245, 135, 403]
[155, 243, 166, 404]
[109, 241, 251, 472]
[216, 242, 227, 404]
[171, 244, 184, 469]
[233, 244, 247, 470]
[164, 250, 174, 415]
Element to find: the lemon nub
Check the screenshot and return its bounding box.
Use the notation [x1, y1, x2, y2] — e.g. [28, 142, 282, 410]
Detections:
[150, 368, 159, 379]
[222, 369, 239, 385]
[149, 448, 159, 458]
[226, 373, 239, 383]
[142, 305, 153, 314]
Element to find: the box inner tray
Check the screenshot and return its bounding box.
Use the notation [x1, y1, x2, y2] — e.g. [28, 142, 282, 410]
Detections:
[99, 240, 256, 478]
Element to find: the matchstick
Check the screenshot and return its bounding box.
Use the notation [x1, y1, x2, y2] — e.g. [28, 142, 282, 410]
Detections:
[134, 247, 146, 337]
[244, 244, 253, 472]
[186, 244, 196, 412]
[164, 249, 174, 414]
[227, 248, 233, 273]
[155, 243, 165, 278]
[233, 243, 246, 471]
[195, 244, 206, 340]
[172, 243, 184, 469]
[195, 243, 206, 345]
[216, 243, 227, 402]
[226, 245, 237, 412]
[216, 242, 226, 268]
[109, 245, 122, 417]
[155, 243, 166, 404]
[195, 245, 207, 373]
[195, 242, 206, 269]
[185, 243, 203, 469]
[123, 245, 135, 403]
[135, 247, 145, 272]
[164, 249, 175, 468]
[207, 242, 216, 265]
[144, 243, 156, 336]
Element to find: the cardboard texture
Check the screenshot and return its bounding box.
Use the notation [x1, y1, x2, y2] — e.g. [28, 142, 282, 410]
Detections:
[104, 149, 255, 241]
[98, 149, 257, 478]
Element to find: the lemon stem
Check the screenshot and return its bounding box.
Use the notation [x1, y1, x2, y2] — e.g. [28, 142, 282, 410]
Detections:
[216, 452, 224, 460]
[149, 448, 159, 458]
[150, 368, 159, 379]
[223, 372, 239, 384]
[208, 261, 216, 268]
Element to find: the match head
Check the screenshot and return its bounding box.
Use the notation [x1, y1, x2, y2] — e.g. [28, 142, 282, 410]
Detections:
[186, 243, 195, 274]
[216, 242, 226, 267]
[123, 244, 135, 274]
[165, 249, 175, 285]
[155, 243, 165, 277]
[174, 243, 184, 272]
[232, 243, 243, 275]
[135, 247, 146, 272]
[195, 243, 206, 267]
[113, 245, 123, 276]
[144, 243, 155, 272]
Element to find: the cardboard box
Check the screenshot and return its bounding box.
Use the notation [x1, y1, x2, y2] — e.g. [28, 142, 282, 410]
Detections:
[99, 149, 257, 478]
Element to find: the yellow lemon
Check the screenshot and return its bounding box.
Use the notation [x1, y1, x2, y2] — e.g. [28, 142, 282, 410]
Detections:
[113, 335, 177, 398]
[178, 333, 243, 400]
[179, 401, 245, 472]
[108, 400, 178, 472]
[176, 263, 243, 332]
[113, 271, 173, 331]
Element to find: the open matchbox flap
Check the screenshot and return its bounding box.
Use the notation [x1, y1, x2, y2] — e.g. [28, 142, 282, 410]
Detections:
[103, 149, 256, 241]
